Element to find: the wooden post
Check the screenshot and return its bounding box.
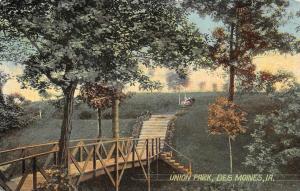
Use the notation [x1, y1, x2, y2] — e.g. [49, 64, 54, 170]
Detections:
[22, 149, 26, 174]
[79, 146, 83, 162]
[32, 157, 37, 191]
[146, 139, 150, 191]
[115, 139, 119, 191]
[112, 94, 120, 190]
[155, 138, 158, 158]
[229, 136, 233, 174]
[158, 138, 161, 153]
[68, 151, 71, 175]
[93, 145, 96, 178]
[156, 138, 159, 179]
[112, 98, 120, 139]
[132, 140, 135, 168]
[54, 152, 57, 165]
[151, 138, 154, 158]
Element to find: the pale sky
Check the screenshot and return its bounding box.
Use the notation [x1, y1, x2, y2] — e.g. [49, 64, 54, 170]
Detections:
[1, 52, 300, 101]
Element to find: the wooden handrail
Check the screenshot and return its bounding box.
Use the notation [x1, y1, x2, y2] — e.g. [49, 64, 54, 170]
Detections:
[0, 136, 169, 191]
[0, 137, 136, 154]
[163, 141, 193, 173]
[0, 137, 165, 167]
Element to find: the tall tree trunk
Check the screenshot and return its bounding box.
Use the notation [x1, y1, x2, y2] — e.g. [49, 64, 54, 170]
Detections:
[228, 23, 235, 102]
[97, 108, 102, 138]
[228, 136, 233, 174]
[0, 85, 5, 105]
[112, 97, 120, 138]
[228, 66, 235, 101]
[57, 83, 77, 169]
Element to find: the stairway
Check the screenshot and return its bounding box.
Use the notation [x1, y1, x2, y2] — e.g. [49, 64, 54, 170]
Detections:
[135, 114, 191, 175]
[136, 114, 174, 150]
[160, 152, 191, 175]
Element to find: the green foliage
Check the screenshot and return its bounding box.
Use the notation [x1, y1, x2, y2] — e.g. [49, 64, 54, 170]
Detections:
[244, 87, 300, 173]
[0, 94, 32, 134]
[37, 167, 75, 191]
[0, 33, 35, 63]
[237, 70, 296, 95]
[166, 72, 190, 91]
[1, 2, 209, 162]
[182, 0, 296, 94]
[1, 0, 209, 94]
[0, 70, 9, 86]
[78, 110, 93, 120]
[208, 97, 247, 139]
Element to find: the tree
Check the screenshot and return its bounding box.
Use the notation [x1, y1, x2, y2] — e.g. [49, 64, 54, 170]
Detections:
[244, 87, 300, 174]
[5, 92, 30, 106]
[2, 0, 208, 168]
[166, 71, 190, 104]
[0, 73, 30, 134]
[198, 81, 206, 92]
[222, 82, 229, 93]
[208, 97, 247, 173]
[0, 69, 9, 105]
[212, 83, 218, 92]
[80, 83, 128, 138]
[182, 0, 295, 101]
[237, 70, 295, 94]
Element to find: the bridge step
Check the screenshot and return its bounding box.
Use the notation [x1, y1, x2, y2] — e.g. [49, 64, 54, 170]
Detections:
[143, 124, 168, 129]
[140, 128, 168, 131]
[139, 133, 166, 135]
[142, 123, 169, 126]
[139, 132, 166, 134]
[159, 152, 191, 175]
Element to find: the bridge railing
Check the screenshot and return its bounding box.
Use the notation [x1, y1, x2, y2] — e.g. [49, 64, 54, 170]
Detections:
[0, 137, 165, 191]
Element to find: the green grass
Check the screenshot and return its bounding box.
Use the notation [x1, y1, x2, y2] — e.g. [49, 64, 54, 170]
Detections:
[0, 119, 136, 148]
[173, 93, 277, 174]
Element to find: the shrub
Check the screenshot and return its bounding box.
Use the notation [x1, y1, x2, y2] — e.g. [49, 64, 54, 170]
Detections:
[78, 111, 93, 120]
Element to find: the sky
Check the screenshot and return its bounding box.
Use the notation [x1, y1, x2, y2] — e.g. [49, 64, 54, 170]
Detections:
[1, 0, 300, 101]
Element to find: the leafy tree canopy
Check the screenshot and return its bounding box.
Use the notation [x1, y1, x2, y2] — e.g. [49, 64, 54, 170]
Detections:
[208, 97, 247, 139]
[182, 0, 296, 98]
[1, 0, 209, 94]
[245, 86, 300, 174]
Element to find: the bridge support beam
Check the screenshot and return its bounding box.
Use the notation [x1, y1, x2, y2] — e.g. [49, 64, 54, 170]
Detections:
[147, 140, 151, 191]
[115, 139, 119, 191]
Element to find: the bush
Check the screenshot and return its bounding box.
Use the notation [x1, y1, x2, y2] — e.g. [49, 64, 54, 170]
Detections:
[0, 93, 33, 134]
[78, 110, 93, 120]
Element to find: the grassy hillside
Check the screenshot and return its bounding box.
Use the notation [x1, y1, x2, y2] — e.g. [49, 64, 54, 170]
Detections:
[0, 92, 272, 151]
[173, 93, 276, 174]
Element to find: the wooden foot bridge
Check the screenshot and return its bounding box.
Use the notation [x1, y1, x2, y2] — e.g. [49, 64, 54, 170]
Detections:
[0, 114, 192, 191]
